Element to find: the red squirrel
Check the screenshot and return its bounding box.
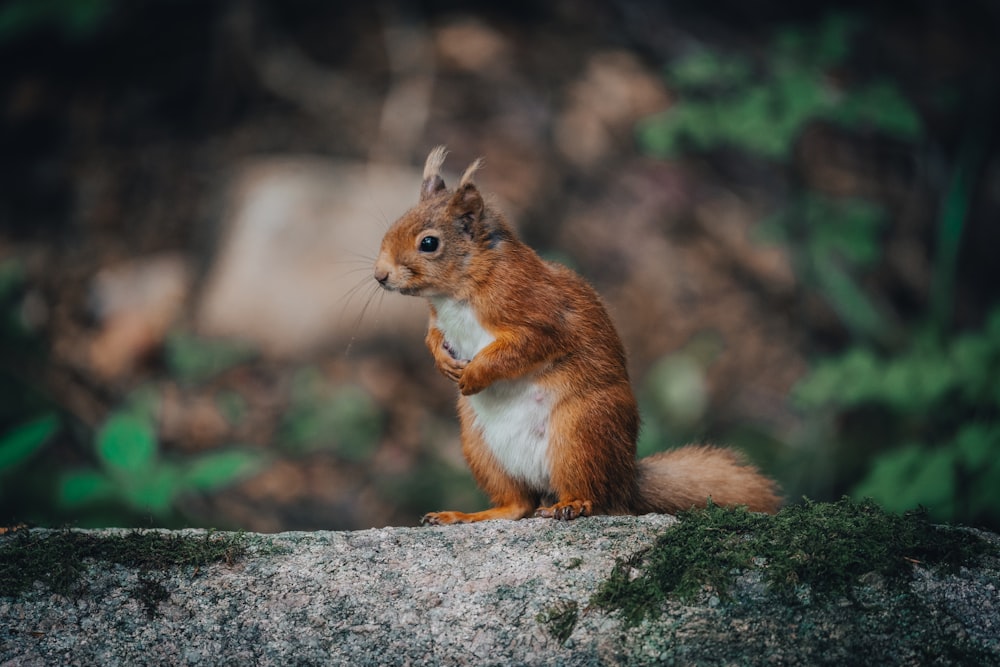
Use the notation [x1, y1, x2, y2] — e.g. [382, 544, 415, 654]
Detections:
[374, 146, 781, 524]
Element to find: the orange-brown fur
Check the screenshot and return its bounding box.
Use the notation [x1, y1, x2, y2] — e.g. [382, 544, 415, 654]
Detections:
[374, 147, 781, 524]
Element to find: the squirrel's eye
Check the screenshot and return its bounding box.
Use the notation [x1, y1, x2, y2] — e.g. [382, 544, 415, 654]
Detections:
[419, 236, 439, 253]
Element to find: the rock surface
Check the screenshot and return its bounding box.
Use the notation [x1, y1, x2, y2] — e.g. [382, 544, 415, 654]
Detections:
[2, 515, 998, 666]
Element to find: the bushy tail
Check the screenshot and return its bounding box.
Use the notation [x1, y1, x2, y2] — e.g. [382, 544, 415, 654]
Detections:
[635, 445, 781, 514]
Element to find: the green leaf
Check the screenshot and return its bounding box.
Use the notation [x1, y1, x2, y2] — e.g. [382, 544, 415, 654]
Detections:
[59, 469, 116, 507]
[803, 195, 885, 266]
[830, 80, 922, 140]
[853, 445, 956, 521]
[724, 85, 794, 158]
[96, 413, 157, 476]
[279, 371, 381, 459]
[0, 413, 58, 472]
[122, 466, 178, 514]
[183, 450, 264, 491]
[811, 14, 859, 67]
[793, 345, 894, 409]
[954, 423, 999, 469]
[950, 331, 999, 403]
[669, 49, 751, 90]
[165, 331, 256, 385]
[636, 108, 694, 158]
[811, 253, 888, 340]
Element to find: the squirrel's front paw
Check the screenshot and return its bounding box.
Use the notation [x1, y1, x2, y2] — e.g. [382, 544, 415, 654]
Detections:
[434, 342, 468, 383]
[458, 370, 487, 396]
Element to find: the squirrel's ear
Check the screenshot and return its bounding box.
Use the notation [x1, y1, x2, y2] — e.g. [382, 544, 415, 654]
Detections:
[421, 145, 448, 200]
[448, 157, 485, 236]
[449, 183, 484, 237]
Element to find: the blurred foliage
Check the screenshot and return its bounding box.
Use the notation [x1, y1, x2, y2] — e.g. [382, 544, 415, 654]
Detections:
[795, 310, 1000, 523]
[639, 14, 911, 360]
[0, 414, 58, 474]
[0, 248, 392, 527]
[638, 14, 921, 160]
[0, 258, 265, 526]
[638, 333, 722, 457]
[639, 14, 998, 527]
[58, 402, 265, 521]
[641, 13, 912, 345]
[0, 0, 116, 43]
[278, 367, 381, 461]
[165, 331, 257, 385]
[759, 193, 890, 341]
[0, 258, 58, 521]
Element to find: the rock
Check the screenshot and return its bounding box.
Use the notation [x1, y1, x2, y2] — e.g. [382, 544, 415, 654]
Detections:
[555, 50, 671, 168]
[2, 515, 998, 665]
[87, 253, 192, 379]
[196, 158, 427, 357]
[435, 19, 513, 75]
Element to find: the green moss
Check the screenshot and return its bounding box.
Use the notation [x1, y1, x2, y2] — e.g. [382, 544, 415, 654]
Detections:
[593, 498, 992, 627]
[537, 600, 579, 643]
[0, 529, 250, 599]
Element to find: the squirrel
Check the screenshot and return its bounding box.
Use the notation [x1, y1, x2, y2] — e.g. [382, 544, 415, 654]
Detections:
[374, 146, 781, 524]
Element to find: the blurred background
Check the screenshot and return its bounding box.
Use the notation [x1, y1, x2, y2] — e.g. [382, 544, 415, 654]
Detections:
[1, 0, 998, 531]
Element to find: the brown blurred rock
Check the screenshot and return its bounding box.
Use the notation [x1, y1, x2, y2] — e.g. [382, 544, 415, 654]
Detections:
[556, 50, 670, 168]
[196, 158, 427, 357]
[158, 384, 233, 451]
[87, 254, 191, 379]
[435, 19, 513, 75]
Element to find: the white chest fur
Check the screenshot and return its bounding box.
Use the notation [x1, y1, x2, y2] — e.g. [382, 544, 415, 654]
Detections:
[429, 297, 553, 490]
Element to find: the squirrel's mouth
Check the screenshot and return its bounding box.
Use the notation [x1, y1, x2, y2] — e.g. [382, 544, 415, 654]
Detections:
[377, 281, 422, 297]
[374, 271, 433, 297]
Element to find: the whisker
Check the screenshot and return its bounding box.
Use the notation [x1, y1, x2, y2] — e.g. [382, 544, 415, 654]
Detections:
[338, 265, 378, 278]
[368, 207, 393, 233]
[342, 250, 377, 263]
[329, 257, 375, 269]
[336, 274, 379, 311]
[344, 282, 386, 358]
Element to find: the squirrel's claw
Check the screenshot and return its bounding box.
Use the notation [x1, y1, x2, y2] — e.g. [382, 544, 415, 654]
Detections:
[535, 500, 593, 521]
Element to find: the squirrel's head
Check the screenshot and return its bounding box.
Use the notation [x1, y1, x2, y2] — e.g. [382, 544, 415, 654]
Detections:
[374, 146, 510, 299]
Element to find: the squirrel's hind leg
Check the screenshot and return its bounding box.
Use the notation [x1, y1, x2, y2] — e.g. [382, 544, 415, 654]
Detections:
[422, 398, 540, 525]
[542, 387, 640, 519]
[421, 503, 536, 525]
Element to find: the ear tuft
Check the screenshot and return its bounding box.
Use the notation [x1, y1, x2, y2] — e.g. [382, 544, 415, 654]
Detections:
[423, 145, 448, 181]
[459, 157, 485, 187]
[421, 146, 448, 200]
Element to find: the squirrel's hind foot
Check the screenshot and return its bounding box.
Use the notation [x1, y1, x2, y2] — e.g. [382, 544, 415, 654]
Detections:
[535, 499, 593, 521]
[421, 502, 536, 525]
